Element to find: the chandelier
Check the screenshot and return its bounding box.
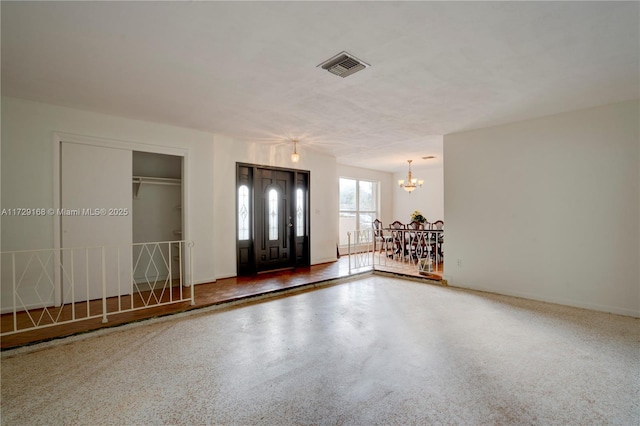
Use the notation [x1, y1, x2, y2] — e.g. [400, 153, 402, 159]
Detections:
[290, 139, 300, 163]
[398, 160, 424, 193]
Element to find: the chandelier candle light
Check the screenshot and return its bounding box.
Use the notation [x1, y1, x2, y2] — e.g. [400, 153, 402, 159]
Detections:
[398, 160, 424, 193]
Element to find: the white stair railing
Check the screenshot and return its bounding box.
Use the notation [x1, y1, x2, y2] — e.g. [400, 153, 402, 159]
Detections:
[1, 240, 194, 336]
[374, 229, 442, 273]
[347, 229, 374, 273]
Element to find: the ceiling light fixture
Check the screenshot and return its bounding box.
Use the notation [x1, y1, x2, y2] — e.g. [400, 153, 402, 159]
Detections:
[291, 139, 300, 163]
[398, 160, 423, 193]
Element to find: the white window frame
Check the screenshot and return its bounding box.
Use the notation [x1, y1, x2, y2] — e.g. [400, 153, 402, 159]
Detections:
[338, 177, 379, 247]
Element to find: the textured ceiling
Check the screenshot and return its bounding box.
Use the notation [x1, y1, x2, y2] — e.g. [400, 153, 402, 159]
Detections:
[2, 2, 638, 172]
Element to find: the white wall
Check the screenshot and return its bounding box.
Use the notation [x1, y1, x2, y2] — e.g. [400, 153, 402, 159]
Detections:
[213, 135, 339, 279]
[132, 184, 182, 244]
[1, 97, 216, 285]
[1, 97, 342, 289]
[393, 166, 444, 225]
[444, 100, 639, 317]
[1, 98, 338, 290]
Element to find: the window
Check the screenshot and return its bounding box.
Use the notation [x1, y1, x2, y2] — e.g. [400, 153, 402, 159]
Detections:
[268, 189, 278, 240]
[296, 188, 304, 237]
[339, 178, 379, 245]
[238, 185, 249, 241]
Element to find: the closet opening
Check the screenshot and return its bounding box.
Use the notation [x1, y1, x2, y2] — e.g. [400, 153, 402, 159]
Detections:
[132, 151, 184, 290]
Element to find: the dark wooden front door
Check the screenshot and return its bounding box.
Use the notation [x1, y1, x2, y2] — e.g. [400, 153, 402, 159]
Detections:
[236, 163, 310, 275]
[255, 168, 294, 271]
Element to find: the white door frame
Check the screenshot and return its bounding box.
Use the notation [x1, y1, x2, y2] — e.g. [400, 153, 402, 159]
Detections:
[52, 132, 190, 305]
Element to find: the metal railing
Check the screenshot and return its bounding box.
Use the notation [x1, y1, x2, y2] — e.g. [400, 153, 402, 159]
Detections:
[1, 240, 194, 336]
[343, 225, 446, 278]
[374, 228, 442, 273]
[346, 229, 374, 273]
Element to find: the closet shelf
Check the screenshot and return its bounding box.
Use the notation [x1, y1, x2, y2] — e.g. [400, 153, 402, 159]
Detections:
[132, 176, 181, 198]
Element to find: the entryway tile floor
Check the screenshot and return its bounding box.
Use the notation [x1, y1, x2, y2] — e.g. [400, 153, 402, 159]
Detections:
[1, 256, 443, 350]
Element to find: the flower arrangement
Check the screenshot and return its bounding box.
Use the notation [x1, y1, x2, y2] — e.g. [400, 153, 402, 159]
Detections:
[410, 210, 426, 223]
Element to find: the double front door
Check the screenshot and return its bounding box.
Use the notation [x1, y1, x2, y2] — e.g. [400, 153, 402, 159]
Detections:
[237, 163, 310, 275]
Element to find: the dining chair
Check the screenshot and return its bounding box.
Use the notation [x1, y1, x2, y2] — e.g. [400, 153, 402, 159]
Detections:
[372, 219, 392, 254]
[407, 220, 424, 230]
[388, 220, 406, 260]
[405, 221, 421, 260]
[407, 221, 430, 262]
[432, 220, 444, 262]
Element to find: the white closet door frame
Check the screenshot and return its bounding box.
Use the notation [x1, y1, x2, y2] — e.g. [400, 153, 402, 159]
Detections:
[52, 132, 190, 306]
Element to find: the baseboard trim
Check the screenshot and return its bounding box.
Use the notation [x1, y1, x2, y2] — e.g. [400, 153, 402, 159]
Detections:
[311, 257, 338, 265]
[449, 281, 640, 318]
[194, 277, 218, 285]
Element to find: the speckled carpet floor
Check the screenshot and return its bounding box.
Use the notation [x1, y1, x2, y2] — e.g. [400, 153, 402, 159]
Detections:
[1, 276, 639, 425]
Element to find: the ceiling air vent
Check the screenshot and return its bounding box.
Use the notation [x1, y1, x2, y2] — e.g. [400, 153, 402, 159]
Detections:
[317, 51, 370, 78]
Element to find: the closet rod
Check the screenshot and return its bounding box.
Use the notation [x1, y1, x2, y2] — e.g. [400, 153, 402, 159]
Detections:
[132, 176, 181, 186]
